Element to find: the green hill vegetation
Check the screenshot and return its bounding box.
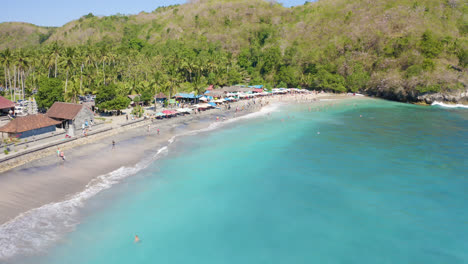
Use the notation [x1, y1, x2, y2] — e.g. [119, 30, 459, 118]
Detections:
[0, 22, 55, 50]
[0, 0, 466, 108]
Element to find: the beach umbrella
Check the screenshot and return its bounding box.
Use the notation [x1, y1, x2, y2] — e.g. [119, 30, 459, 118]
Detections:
[162, 110, 172, 114]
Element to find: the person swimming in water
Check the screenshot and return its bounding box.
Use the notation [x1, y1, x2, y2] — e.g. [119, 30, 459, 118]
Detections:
[135, 235, 140, 243]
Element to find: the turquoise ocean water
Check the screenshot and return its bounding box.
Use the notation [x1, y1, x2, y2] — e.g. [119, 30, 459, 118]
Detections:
[8, 98, 468, 263]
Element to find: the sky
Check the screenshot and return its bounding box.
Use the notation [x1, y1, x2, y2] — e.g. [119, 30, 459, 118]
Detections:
[1, 0, 308, 27]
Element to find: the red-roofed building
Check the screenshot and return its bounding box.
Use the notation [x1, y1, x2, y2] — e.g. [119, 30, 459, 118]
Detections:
[0, 96, 15, 115]
[0, 114, 60, 138]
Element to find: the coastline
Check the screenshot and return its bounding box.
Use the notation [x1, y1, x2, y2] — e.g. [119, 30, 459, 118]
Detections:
[0, 93, 352, 260]
[0, 93, 347, 222]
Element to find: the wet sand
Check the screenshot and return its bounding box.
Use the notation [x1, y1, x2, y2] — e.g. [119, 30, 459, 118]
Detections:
[0, 100, 259, 225]
[0, 93, 347, 226]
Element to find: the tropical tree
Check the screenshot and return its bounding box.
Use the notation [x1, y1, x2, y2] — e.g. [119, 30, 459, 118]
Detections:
[37, 77, 64, 109]
[61, 47, 76, 94]
[0, 48, 12, 98]
[50, 42, 61, 78]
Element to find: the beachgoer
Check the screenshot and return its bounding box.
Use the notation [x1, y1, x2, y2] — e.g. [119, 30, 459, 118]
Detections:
[157, 129, 160, 135]
[126, 114, 129, 121]
[56, 147, 60, 157]
[147, 125, 150, 132]
[135, 235, 140, 243]
[60, 151, 66, 161]
[112, 140, 115, 149]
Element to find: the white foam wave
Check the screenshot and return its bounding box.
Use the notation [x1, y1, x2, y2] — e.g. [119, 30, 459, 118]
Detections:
[0, 139, 173, 260]
[184, 103, 282, 136]
[431, 101, 468, 109]
[0, 104, 280, 260]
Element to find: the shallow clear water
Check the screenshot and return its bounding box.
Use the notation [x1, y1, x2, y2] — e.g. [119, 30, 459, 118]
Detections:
[15, 98, 468, 263]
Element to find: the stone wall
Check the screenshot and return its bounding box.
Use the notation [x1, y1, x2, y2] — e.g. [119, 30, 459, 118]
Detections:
[72, 106, 95, 134]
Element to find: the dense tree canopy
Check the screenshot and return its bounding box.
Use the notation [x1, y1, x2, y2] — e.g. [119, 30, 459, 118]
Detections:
[0, 0, 466, 104]
[36, 78, 64, 109]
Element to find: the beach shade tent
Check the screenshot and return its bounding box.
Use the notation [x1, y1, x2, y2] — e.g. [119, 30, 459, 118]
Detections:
[0, 95, 15, 115]
[253, 88, 264, 93]
[155, 112, 166, 119]
[162, 110, 174, 115]
[193, 103, 212, 109]
[199, 97, 208, 102]
[0, 114, 60, 139]
[208, 102, 217, 107]
[177, 108, 192, 114]
[46, 102, 94, 137]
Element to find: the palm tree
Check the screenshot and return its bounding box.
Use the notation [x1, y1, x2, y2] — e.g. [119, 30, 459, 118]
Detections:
[50, 42, 61, 78]
[99, 46, 109, 85]
[0, 49, 12, 98]
[61, 47, 76, 95]
[15, 49, 29, 100]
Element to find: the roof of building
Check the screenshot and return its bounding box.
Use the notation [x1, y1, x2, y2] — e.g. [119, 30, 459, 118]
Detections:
[127, 94, 141, 100]
[174, 93, 201, 99]
[0, 114, 60, 133]
[46, 102, 84, 120]
[155, 92, 167, 99]
[0, 96, 15, 110]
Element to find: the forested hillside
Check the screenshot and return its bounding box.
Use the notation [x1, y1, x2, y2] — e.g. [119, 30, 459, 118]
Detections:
[0, 0, 467, 106]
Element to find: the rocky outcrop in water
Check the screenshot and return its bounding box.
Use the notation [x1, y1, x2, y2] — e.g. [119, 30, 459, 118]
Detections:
[417, 89, 468, 105]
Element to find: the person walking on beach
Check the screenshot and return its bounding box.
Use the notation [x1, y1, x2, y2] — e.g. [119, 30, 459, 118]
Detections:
[112, 140, 115, 149]
[60, 151, 66, 161]
[157, 129, 160, 135]
[147, 124, 150, 133]
[126, 114, 129, 122]
[57, 147, 61, 157]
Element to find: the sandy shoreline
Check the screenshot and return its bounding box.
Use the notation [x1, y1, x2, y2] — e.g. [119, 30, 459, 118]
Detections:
[0, 93, 348, 228]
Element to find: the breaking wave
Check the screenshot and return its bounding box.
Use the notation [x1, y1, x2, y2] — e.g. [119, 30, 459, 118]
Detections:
[0, 102, 280, 261]
[431, 101, 468, 109]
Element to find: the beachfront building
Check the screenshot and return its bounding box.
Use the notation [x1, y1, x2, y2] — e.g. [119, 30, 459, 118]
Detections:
[128, 94, 142, 106]
[0, 114, 60, 139]
[0, 95, 15, 116]
[46, 102, 94, 137]
[155, 92, 167, 103]
[173, 93, 201, 104]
